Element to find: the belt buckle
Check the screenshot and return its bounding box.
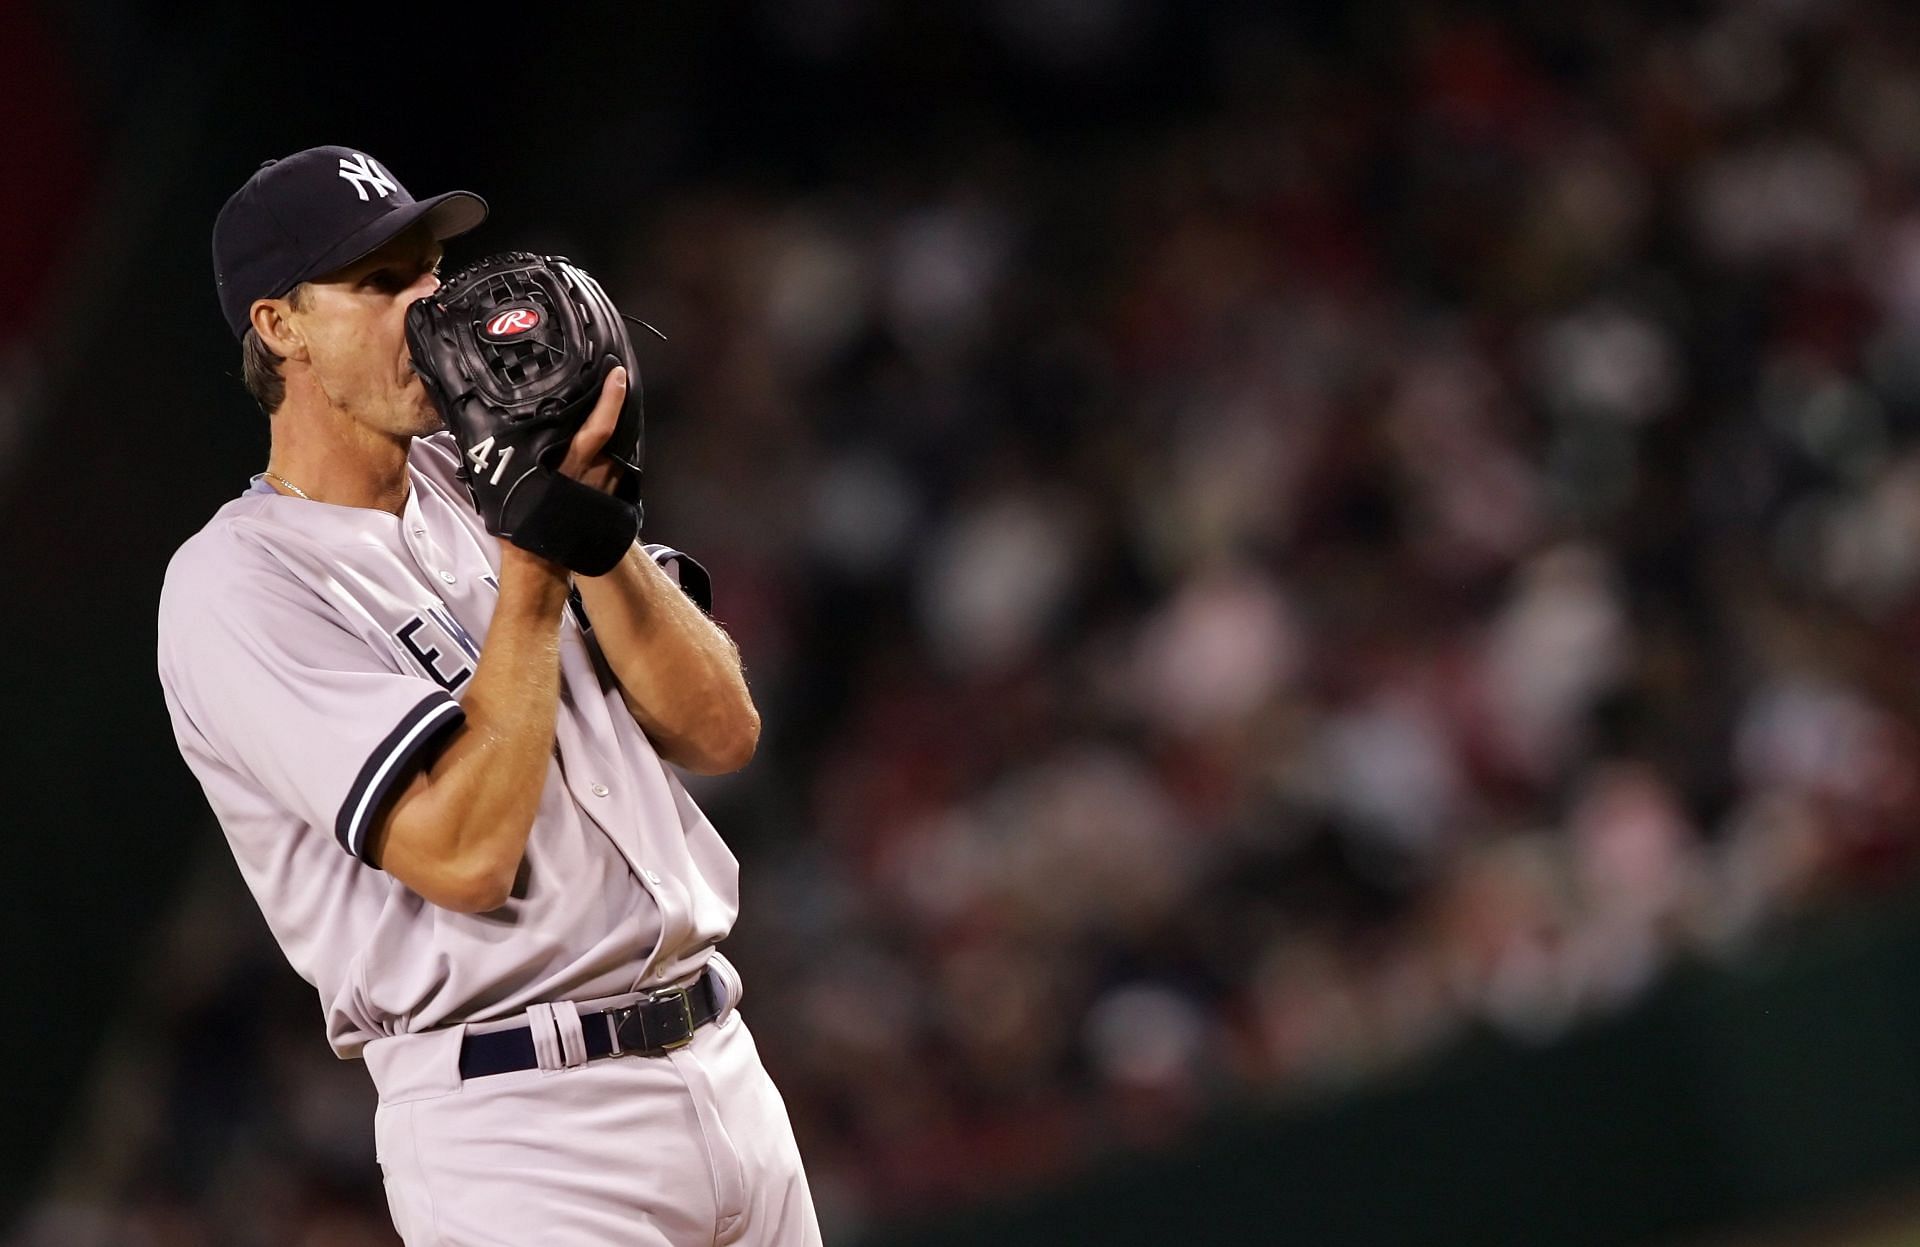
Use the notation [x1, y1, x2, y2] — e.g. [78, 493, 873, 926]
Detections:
[611, 985, 696, 1056]
[654, 986, 696, 1052]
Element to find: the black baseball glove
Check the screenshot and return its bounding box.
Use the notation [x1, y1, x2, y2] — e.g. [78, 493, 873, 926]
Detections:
[404, 251, 645, 575]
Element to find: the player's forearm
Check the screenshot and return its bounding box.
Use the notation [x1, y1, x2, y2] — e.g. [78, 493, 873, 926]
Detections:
[435, 557, 570, 840]
[574, 544, 760, 775]
[372, 550, 570, 910]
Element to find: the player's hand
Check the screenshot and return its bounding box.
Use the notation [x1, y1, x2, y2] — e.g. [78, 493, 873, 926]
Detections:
[556, 367, 627, 495]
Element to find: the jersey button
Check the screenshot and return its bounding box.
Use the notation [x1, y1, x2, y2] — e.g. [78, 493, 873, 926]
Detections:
[438, 570, 456, 584]
[645, 870, 662, 885]
[591, 783, 609, 797]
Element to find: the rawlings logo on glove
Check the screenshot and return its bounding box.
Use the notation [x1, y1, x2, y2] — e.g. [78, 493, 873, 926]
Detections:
[404, 251, 645, 575]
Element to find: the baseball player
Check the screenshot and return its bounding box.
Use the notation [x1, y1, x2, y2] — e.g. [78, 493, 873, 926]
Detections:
[156, 147, 822, 1246]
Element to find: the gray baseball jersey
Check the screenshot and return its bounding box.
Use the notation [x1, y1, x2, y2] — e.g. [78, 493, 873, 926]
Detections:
[156, 431, 740, 1057]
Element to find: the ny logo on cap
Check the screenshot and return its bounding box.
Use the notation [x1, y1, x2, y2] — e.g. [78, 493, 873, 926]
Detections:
[338, 152, 396, 202]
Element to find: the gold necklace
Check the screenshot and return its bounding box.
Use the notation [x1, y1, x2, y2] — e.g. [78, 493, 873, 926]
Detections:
[264, 470, 313, 501]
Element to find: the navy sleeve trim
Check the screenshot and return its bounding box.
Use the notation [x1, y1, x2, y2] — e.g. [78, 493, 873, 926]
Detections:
[642, 543, 713, 615]
[334, 692, 466, 862]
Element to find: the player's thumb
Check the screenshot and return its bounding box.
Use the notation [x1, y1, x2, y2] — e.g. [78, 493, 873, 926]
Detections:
[559, 366, 627, 480]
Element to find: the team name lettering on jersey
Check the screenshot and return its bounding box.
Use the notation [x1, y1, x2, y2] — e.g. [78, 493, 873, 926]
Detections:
[395, 606, 478, 691]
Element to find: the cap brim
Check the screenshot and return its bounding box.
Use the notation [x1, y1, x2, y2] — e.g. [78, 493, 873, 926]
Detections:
[416, 190, 489, 244]
[286, 189, 489, 289]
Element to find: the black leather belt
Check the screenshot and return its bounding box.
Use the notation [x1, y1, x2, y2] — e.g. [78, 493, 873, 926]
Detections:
[458, 967, 723, 1080]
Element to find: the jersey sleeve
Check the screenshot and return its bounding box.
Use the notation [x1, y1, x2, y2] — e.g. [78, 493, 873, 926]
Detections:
[642, 543, 712, 614]
[158, 529, 466, 863]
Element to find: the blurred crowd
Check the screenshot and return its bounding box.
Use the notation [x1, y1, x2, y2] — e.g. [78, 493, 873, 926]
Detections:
[25, 1, 1920, 1243]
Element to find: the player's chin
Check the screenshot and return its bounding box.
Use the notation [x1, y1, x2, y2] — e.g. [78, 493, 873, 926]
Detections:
[405, 390, 445, 435]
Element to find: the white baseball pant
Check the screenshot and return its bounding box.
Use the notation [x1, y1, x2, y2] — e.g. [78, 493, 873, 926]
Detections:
[363, 987, 822, 1246]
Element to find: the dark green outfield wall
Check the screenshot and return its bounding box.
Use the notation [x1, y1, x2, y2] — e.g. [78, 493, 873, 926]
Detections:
[862, 892, 1920, 1247]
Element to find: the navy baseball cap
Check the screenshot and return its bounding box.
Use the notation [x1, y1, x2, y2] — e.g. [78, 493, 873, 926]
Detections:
[212, 145, 488, 340]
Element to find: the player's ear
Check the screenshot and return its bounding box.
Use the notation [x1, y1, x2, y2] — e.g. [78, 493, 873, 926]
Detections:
[251, 297, 308, 363]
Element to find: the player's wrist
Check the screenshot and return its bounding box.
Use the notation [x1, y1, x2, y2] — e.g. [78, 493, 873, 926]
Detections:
[496, 544, 574, 605]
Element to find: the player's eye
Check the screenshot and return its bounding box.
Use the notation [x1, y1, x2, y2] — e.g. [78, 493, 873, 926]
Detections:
[364, 268, 421, 293]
